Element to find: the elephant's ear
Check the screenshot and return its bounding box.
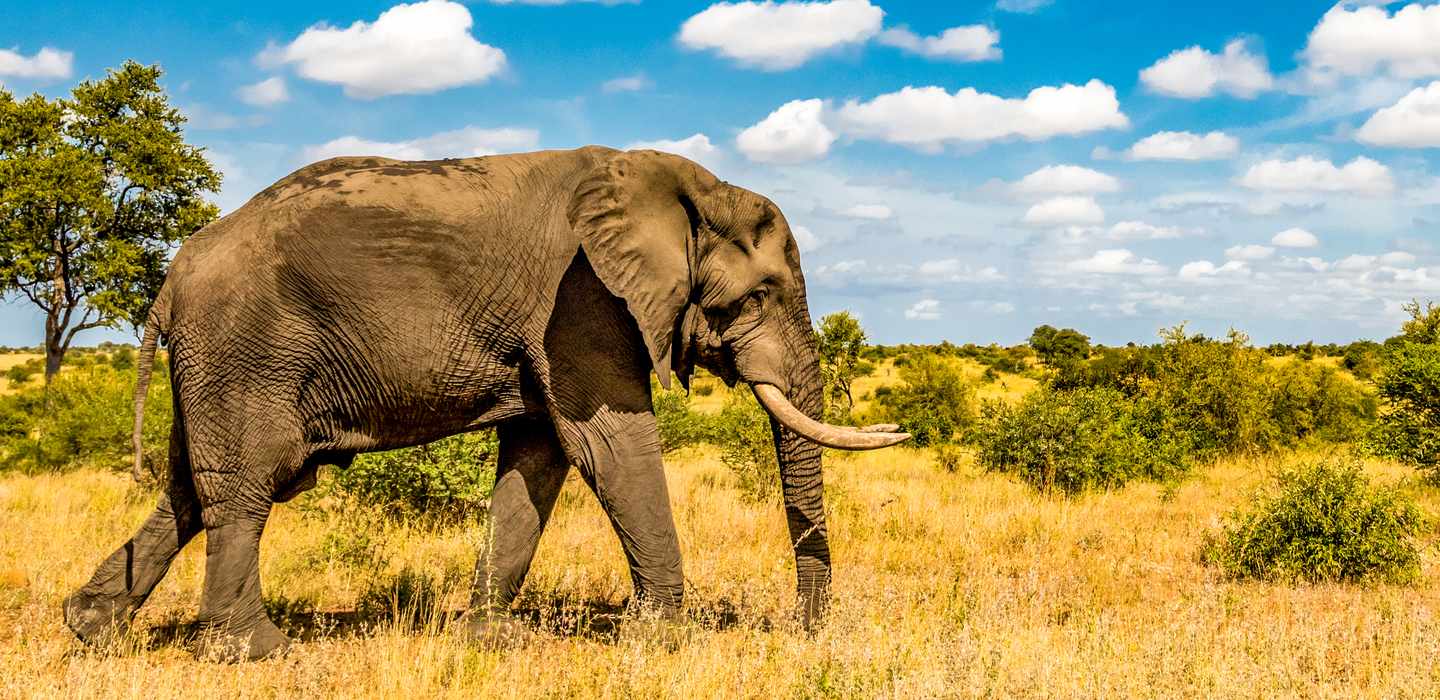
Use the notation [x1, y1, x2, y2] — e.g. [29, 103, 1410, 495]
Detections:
[567, 150, 717, 390]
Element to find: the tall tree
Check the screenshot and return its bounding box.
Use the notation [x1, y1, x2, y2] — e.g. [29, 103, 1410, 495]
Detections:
[0, 61, 220, 382]
[815, 311, 868, 415]
[1370, 300, 1440, 477]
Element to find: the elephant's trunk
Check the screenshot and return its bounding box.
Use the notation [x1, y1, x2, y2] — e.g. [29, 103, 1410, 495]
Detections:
[766, 299, 835, 630]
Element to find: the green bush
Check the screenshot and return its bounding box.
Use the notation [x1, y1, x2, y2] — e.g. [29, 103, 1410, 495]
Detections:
[875, 354, 975, 446]
[714, 390, 779, 503]
[1343, 341, 1381, 380]
[653, 383, 720, 453]
[332, 430, 498, 521]
[4, 358, 42, 386]
[1267, 360, 1375, 444]
[0, 363, 170, 473]
[1054, 326, 1375, 460]
[1369, 302, 1440, 478]
[973, 386, 1189, 494]
[1202, 459, 1426, 584]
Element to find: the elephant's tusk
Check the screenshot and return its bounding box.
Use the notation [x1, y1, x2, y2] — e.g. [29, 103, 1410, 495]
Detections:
[856, 423, 900, 433]
[752, 384, 911, 450]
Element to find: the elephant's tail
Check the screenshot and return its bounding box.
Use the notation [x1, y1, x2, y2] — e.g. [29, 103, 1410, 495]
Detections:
[131, 302, 167, 483]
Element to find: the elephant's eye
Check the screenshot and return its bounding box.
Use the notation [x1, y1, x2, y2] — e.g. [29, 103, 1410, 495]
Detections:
[747, 288, 768, 307]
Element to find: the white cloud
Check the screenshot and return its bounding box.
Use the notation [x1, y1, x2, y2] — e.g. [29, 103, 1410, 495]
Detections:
[488, 0, 637, 4]
[625, 133, 719, 166]
[996, 0, 1051, 12]
[602, 73, 651, 93]
[1139, 39, 1273, 98]
[791, 225, 821, 252]
[904, 298, 942, 320]
[1302, 3, 1440, 79]
[877, 25, 1000, 62]
[1238, 156, 1394, 195]
[678, 0, 883, 71]
[260, 0, 506, 98]
[1357, 80, 1440, 147]
[835, 79, 1127, 152]
[236, 77, 289, 107]
[838, 203, 893, 220]
[0, 46, 73, 80]
[303, 125, 539, 161]
[1126, 130, 1239, 160]
[969, 300, 1016, 314]
[1107, 220, 1188, 240]
[736, 98, 837, 164]
[1179, 259, 1249, 279]
[1066, 249, 1166, 276]
[1225, 244, 1275, 261]
[1012, 164, 1120, 195]
[1271, 227, 1319, 248]
[1023, 196, 1105, 226]
[917, 259, 1005, 282]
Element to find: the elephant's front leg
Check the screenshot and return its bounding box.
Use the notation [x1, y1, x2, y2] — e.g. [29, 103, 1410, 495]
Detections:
[567, 412, 684, 617]
[541, 255, 687, 639]
[466, 417, 568, 646]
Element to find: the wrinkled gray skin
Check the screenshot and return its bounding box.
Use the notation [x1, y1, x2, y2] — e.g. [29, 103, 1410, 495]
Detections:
[63, 147, 883, 661]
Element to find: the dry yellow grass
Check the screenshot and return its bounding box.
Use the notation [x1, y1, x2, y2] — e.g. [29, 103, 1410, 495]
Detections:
[2, 445, 1437, 698]
[0, 353, 42, 394]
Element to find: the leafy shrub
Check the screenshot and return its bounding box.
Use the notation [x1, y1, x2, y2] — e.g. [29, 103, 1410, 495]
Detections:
[875, 354, 975, 446]
[1267, 360, 1375, 444]
[1054, 326, 1376, 460]
[693, 383, 715, 397]
[1343, 341, 1381, 380]
[0, 363, 170, 473]
[1202, 459, 1425, 584]
[973, 386, 1189, 494]
[1146, 328, 1278, 456]
[653, 383, 719, 453]
[332, 430, 498, 521]
[4, 359, 42, 386]
[714, 391, 779, 503]
[1369, 301, 1440, 478]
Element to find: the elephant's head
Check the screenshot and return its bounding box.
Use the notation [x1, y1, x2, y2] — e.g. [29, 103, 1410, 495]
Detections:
[568, 148, 908, 628]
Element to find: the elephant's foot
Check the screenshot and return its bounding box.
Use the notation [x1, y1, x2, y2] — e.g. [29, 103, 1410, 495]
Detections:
[464, 612, 534, 650]
[194, 617, 290, 663]
[62, 591, 136, 648]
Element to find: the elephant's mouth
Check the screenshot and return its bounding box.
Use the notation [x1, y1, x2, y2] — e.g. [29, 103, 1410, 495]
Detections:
[752, 384, 910, 450]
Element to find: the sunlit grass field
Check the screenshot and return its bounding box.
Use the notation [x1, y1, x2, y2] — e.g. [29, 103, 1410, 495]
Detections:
[3, 450, 1438, 697]
[1, 352, 1437, 698]
[0, 353, 41, 394]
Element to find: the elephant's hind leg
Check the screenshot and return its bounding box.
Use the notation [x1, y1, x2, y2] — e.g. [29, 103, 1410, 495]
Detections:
[65, 411, 203, 647]
[189, 434, 300, 662]
[467, 417, 568, 645]
[192, 502, 287, 662]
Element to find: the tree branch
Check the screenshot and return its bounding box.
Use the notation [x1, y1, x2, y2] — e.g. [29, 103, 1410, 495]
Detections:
[61, 307, 105, 352]
[12, 281, 54, 315]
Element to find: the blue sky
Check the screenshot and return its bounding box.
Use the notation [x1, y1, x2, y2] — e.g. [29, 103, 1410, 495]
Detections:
[3, 0, 1439, 346]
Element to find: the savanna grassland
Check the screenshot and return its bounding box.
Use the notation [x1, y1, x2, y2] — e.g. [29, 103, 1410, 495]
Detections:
[1, 351, 1438, 699]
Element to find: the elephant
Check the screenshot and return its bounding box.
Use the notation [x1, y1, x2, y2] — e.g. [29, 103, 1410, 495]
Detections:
[61, 146, 908, 662]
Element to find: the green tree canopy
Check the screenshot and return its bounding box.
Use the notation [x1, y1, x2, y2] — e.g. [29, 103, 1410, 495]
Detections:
[1029, 324, 1091, 365]
[815, 310, 868, 418]
[0, 61, 220, 381]
[1370, 300, 1440, 476]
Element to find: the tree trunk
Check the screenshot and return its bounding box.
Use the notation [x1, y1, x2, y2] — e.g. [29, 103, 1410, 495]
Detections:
[44, 311, 65, 385]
